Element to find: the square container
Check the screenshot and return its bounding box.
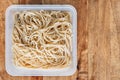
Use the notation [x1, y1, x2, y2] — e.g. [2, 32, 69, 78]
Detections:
[5, 5, 77, 76]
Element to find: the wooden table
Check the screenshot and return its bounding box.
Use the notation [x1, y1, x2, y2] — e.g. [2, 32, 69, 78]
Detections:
[0, 0, 120, 80]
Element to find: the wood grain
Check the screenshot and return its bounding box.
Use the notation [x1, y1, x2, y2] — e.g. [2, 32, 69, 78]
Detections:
[88, 0, 120, 80]
[88, 0, 111, 79]
[0, 0, 120, 80]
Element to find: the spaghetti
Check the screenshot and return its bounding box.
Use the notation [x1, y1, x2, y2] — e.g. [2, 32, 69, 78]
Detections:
[12, 10, 72, 69]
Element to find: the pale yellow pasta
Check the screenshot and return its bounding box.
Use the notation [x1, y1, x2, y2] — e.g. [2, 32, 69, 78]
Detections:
[12, 10, 72, 69]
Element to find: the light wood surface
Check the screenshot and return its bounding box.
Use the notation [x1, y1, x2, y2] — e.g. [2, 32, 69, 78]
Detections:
[0, 0, 120, 80]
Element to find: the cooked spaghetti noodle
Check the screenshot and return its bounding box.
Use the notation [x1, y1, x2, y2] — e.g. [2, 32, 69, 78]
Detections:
[12, 10, 72, 69]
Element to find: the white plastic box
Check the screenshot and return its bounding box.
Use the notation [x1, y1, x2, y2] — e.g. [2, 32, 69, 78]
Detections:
[5, 5, 77, 76]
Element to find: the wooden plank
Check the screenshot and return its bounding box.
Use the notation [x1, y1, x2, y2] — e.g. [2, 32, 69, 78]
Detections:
[110, 0, 120, 80]
[19, 0, 42, 4]
[88, 0, 111, 80]
[88, 0, 120, 80]
[1, 0, 120, 80]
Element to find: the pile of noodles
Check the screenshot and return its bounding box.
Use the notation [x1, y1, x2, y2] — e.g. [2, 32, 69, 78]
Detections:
[12, 10, 72, 69]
